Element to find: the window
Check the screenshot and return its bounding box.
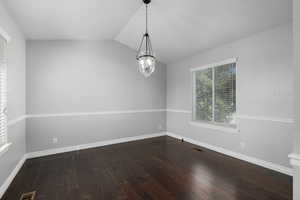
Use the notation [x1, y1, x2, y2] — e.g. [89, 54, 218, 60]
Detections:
[192, 58, 237, 128]
[0, 35, 8, 148]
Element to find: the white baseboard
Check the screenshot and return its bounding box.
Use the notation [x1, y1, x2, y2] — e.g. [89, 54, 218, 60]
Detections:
[0, 131, 293, 199]
[166, 132, 293, 176]
[27, 132, 166, 159]
[0, 132, 166, 197]
[0, 155, 27, 198]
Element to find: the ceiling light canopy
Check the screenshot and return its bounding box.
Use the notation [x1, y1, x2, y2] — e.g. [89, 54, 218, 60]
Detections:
[136, 0, 156, 78]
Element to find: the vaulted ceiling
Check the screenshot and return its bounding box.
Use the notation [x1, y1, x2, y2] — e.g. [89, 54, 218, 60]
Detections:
[3, 0, 292, 63]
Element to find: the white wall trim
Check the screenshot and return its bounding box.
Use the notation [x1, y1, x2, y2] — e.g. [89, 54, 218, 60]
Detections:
[189, 121, 240, 134]
[166, 109, 294, 124]
[0, 155, 26, 198]
[0, 143, 12, 158]
[0, 26, 11, 43]
[1, 132, 293, 198]
[17, 110, 293, 125]
[166, 109, 191, 114]
[27, 109, 166, 118]
[237, 115, 294, 123]
[289, 153, 300, 167]
[190, 57, 238, 72]
[0, 132, 166, 197]
[7, 110, 166, 124]
[166, 132, 293, 176]
[8, 115, 27, 127]
[27, 132, 166, 159]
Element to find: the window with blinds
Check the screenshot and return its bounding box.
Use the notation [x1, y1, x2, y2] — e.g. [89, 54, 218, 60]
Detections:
[0, 36, 7, 148]
[192, 59, 236, 128]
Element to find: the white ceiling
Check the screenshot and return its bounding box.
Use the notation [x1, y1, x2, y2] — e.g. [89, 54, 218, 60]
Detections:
[3, 0, 292, 63]
[116, 0, 292, 63]
[2, 0, 141, 40]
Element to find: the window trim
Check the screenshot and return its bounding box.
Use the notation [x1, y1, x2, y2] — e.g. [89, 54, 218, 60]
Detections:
[189, 121, 239, 134]
[190, 57, 239, 131]
[0, 26, 11, 43]
[0, 143, 12, 158]
[0, 26, 10, 157]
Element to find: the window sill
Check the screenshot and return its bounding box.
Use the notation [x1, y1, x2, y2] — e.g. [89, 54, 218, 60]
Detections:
[189, 121, 240, 133]
[0, 143, 12, 157]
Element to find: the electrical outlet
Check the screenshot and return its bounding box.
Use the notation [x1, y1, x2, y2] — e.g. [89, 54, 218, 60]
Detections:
[240, 142, 246, 150]
[52, 137, 58, 144]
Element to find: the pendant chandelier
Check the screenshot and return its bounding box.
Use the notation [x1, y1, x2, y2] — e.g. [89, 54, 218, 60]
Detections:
[136, 0, 156, 78]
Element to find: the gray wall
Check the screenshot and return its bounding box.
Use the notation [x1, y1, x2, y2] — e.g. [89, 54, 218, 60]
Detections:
[26, 40, 166, 152]
[167, 24, 293, 168]
[0, 1, 26, 190]
[294, 0, 300, 156]
[293, 0, 300, 199]
[26, 113, 165, 152]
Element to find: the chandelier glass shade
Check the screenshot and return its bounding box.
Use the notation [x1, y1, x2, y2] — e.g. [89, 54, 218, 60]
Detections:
[136, 0, 156, 78]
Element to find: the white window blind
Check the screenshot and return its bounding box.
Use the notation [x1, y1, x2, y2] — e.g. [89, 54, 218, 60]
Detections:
[0, 36, 7, 147]
[192, 60, 236, 128]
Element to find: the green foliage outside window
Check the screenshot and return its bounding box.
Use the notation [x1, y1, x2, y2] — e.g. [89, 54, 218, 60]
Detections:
[193, 63, 236, 127]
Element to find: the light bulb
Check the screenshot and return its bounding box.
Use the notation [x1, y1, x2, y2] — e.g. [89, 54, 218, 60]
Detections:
[138, 56, 155, 78]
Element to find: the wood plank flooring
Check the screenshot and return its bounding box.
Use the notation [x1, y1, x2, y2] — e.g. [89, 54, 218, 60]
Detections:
[1, 136, 292, 200]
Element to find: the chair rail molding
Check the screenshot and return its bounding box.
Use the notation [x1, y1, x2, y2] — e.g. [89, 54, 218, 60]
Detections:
[289, 153, 300, 167]
[0, 26, 11, 43]
[166, 109, 294, 124]
[27, 109, 166, 118]
[8, 115, 27, 127]
[166, 109, 191, 114]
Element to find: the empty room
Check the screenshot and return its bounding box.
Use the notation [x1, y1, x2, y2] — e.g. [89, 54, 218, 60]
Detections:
[0, 0, 299, 199]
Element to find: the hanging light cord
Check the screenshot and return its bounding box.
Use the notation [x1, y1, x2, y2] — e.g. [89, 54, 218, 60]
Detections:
[146, 4, 148, 34]
[145, 4, 148, 54]
[137, 1, 154, 59]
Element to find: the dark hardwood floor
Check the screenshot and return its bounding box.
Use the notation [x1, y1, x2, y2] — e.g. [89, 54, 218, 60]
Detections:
[2, 136, 292, 200]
